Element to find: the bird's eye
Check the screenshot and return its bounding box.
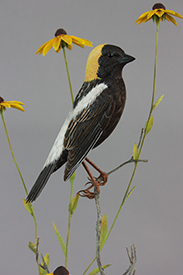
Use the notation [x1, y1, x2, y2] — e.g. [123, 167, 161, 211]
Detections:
[107, 53, 114, 58]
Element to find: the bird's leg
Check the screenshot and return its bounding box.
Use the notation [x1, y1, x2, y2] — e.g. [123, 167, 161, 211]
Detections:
[78, 160, 100, 199]
[78, 159, 108, 199]
[85, 157, 108, 185]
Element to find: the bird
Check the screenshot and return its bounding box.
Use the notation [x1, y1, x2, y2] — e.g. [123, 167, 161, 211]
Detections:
[26, 44, 135, 202]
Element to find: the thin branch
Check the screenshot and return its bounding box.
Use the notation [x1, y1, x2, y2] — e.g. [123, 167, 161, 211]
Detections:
[1, 112, 28, 196]
[36, 237, 49, 273]
[107, 157, 148, 177]
[122, 243, 137, 275]
[94, 187, 105, 275]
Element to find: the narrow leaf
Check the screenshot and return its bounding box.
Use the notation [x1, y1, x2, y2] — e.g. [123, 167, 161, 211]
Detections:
[132, 143, 139, 160]
[69, 193, 79, 214]
[100, 214, 108, 249]
[88, 264, 111, 275]
[52, 222, 66, 256]
[43, 253, 50, 269]
[28, 241, 36, 254]
[145, 116, 153, 134]
[38, 265, 46, 275]
[38, 253, 50, 275]
[23, 198, 34, 216]
[127, 186, 136, 199]
[153, 94, 164, 111]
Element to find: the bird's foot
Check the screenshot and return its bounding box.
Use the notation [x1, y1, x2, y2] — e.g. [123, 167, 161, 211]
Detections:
[78, 172, 108, 199]
[78, 177, 101, 199]
[96, 171, 108, 186]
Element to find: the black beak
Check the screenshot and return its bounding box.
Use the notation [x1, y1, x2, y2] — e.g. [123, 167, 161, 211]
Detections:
[121, 53, 135, 65]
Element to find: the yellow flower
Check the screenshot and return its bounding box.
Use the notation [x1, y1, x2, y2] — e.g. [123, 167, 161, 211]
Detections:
[135, 3, 183, 25]
[0, 96, 24, 112]
[36, 28, 93, 56]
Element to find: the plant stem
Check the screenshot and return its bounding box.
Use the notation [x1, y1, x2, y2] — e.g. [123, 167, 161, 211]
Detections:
[94, 187, 105, 275]
[1, 111, 37, 243]
[65, 178, 74, 268]
[1, 112, 28, 196]
[138, 20, 159, 156]
[62, 47, 74, 105]
[62, 47, 75, 267]
[33, 211, 38, 245]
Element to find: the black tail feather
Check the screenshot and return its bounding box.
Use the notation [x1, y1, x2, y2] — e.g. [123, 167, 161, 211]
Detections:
[26, 163, 56, 203]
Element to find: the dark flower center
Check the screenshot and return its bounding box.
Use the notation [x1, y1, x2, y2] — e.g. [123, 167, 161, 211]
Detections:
[152, 3, 166, 10]
[55, 28, 67, 37]
[0, 96, 4, 103]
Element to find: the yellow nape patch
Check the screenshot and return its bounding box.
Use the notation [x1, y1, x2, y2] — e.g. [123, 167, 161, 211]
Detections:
[85, 44, 106, 82]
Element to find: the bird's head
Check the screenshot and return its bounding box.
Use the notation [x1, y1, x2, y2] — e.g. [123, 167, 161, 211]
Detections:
[85, 44, 135, 82]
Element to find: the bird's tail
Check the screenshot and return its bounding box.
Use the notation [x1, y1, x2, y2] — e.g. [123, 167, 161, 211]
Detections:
[26, 163, 56, 203]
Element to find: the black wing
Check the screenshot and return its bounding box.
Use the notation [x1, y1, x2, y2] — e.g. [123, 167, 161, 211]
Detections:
[63, 88, 115, 180]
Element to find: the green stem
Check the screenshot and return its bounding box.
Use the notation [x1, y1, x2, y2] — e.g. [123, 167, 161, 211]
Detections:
[107, 163, 138, 240]
[33, 210, 38, 245]
[65, 179, 74, 268]
[139, 20, 159, 156]
[83, 21, 160, 275]
[1, 111, 38, 243]
[1, 112, 28, 196]
[62, 47, 74, 105]
[62, 47, 75, 267]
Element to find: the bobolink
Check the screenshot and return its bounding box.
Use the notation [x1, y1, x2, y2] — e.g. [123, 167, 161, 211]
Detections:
[27, 44, 135, 202]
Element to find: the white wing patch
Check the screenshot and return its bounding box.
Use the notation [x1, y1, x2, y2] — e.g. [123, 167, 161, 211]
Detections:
[43, 83, 108, 167]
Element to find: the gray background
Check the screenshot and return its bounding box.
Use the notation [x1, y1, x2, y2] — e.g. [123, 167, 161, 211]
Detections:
[1, 0, 183, 274]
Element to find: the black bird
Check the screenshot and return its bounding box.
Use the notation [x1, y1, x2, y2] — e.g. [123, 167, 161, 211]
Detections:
[27, 44, 135, 202]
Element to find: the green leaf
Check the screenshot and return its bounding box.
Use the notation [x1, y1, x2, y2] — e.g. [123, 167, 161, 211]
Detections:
[69, 172, 75, 184]
[69, 193, 79, 214]
[132, 143, 139, 160]
[23, 198, 34, 216]
[153, 94, 164, 111]
[145, 116, 153, 134]
[28, 241, 36, 254]
[100, 214, 108, 249]
[52, 222, 66, 256]
[43, 253, 50, 269]
[127, 186, 136, 199]
[88, 264, 111, 275]
[38, 265, 46, 275]
[38, 253, 50, 275]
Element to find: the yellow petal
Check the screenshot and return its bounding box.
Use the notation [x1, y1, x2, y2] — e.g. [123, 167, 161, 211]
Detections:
[71, 36, 93, 47]
[136, 16, 151, 24]
[8, 100, 24, 105]
[165, 14, 177, 25]
[1, 102, 10, 108]
[67, 43, 73, 50]
[36, 40, 51, 55]
[155, 10, 165, 18]
[53, 36, 62, 51]
[173, 12, 183, 19]
[55, 47, 62, 53]
[137, 10, 151, 20]
[135, 10, 154, 24]
[10, 103, 25, 111]
[165, 9, 176, 16]
[72, 40, 84, 48]
[147, 10, 156, 19]
[62, 34, 72, 45]
[42, 38, 55, 56]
